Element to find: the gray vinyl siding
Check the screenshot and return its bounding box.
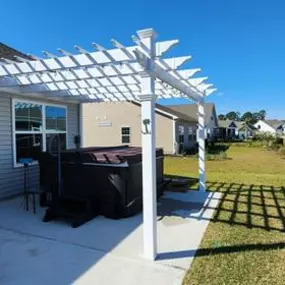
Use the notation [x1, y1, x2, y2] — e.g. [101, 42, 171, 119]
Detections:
[175, 120, 197, 151]
[0, 93, 79, 199]
[67, 103, 79, 149]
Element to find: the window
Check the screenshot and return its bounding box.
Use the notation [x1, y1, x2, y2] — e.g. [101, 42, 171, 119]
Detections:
[121, 127, 131, 143]
[13, 100, 67, 166]
[46, 133, 67, 153]
[178, 125, 184, 143]
[188, 127, 197, 141]
[45, 106, 66, 132]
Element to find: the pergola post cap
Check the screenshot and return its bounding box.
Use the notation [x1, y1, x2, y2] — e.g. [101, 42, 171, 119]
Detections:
[138, 94, 157, 102]
[139, 70, 154, 78]
[137, 28, 157, 40]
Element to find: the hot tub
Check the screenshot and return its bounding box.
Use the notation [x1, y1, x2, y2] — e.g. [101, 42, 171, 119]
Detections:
[39, 146, 164, 226]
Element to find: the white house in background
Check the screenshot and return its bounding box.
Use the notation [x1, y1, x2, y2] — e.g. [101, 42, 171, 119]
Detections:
[254, 120, 285, 136]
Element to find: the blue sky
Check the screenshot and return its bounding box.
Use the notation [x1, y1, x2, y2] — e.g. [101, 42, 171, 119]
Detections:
[1, 0, 284, 119]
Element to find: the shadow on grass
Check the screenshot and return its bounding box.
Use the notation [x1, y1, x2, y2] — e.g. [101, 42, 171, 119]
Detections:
[159, 174, 285, 260]
[208, 181, 285, 233]
[157, 241, 285, 260]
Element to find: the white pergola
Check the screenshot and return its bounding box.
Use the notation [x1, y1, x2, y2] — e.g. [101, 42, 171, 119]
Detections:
[0, 28, 216, 260]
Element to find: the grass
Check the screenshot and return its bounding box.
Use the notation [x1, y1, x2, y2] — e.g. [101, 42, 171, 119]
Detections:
[164, 145, 285, 285]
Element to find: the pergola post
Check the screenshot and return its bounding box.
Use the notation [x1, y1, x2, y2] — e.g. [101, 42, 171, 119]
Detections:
[137, 28, 157, 261]
[198, 96, 206, 192]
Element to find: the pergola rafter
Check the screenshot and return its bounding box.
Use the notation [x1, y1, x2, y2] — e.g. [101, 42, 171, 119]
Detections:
[0, 28, 217, 261]
[0, 36, 215, 103]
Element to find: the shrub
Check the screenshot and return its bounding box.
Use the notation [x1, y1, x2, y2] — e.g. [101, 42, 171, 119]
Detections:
[278, 147, 285, 157]
[247, 141, 264, 148]
[220, 151, 228, 160]
[206, 153, 213, 161]
[196, 151, 228, 161]
[265, 138, 283, 151]
[251, 133, 283, 151]
[252, 132, 275, 142]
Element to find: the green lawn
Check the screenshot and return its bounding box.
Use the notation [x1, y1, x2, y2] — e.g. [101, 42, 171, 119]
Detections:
[164, 145, 285, 285]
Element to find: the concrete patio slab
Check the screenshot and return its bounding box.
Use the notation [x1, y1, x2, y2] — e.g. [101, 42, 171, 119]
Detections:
[0, 190, 221, 285]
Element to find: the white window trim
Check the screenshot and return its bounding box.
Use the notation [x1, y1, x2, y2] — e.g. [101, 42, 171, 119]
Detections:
[188, 126, 197, 142]
[178, 125, 185, 143]
[121, 125, 131, 144]
[12, 98, 68, 168]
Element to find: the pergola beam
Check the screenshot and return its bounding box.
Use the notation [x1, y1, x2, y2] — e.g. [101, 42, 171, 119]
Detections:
[7, 67, 201, 87]
[134, 50, 201, 101]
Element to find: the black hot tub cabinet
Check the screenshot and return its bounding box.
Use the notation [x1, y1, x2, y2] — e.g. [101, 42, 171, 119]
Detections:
[39, 146, 164, 227]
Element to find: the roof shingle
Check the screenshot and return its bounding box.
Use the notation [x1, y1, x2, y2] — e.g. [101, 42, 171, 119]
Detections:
[0, 42, 32, 62]
[263, 119, 285, 130]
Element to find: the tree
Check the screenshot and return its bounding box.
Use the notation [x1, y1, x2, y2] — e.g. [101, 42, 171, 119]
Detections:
[252, 112, 261, 124]
[249, 110, 266, 124]
[241, 112, 253, 123]
[226, 111, 239, 121]
[218, 114, 226, 120]
[258, 110, 266, 120]
[236, 112, 241, 121]
[220, 109, 267, 124]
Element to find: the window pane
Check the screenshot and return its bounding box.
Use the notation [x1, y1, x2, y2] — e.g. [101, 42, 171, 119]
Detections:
[45, 106, 66, 131]
[122, 135, 130, 143]
[121, 127, 130, 135]
[179, 125, 184, 135]
[46, 134, 67, 153]
[16, 134, 42, 163]
[179, 134, 184, 143]
[15, 102, 42, 131]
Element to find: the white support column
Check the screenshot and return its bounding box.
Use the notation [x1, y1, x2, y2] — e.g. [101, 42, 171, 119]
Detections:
[137, 28, 157, 261]
[198, 96, 206, 192]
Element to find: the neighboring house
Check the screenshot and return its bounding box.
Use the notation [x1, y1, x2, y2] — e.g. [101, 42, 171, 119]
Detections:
[254, 120, 285, 136]
[216, 119, 239, 139]
[216, 119, 257, 140]
[166, 103, 218, 140]
[0, 43, 80, 199]
[237, 122, 257, 140]
[82, 101, 198, 154]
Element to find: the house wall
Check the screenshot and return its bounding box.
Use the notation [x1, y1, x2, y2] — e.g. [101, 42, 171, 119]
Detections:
[276, 125, 284, 136]
[206, 107, 218, 139]
[238, 129, 250, 139]
[82, 102, 175, 154]
[254, 120, 276, 134]
[0, 92, 79, 199]
[175, 120, 197, 152]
